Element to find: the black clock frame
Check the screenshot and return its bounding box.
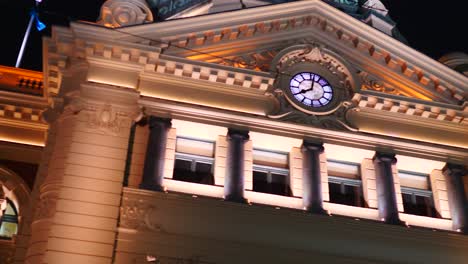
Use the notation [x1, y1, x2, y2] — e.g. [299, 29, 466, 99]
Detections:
[280, 61, 346, 115]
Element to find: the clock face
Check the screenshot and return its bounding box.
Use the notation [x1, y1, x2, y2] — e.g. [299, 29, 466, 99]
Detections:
[289, 72, 333, 107]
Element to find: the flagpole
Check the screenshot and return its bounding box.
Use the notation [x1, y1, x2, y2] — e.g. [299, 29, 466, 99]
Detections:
[15, 0, 43, 68]
[15, 13, 35, 68]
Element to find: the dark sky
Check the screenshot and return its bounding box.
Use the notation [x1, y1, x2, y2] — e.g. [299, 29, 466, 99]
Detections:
[0, 0, 466, 71]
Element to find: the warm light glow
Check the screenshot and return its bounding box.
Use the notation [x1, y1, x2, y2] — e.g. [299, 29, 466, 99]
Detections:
[244, 191, 302, 209]
[87, 77, 136, 89]
[395, 154, 445, 174]
[140, 90, 268, 116]
[323, 202, 380, 221]
[250, 131, 302, 152]
[324, 143, 374, 163]
[172, 119, 227, 141]
[163, 178, 224, 198]
[399, 213, 453, 231]
[0, 137, 45, 147]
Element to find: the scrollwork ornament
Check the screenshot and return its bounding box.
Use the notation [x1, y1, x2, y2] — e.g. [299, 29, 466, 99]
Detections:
[267, 89, 358, 131]
[35, 197, 57, 220]
[120, 199, 161, 231]
[87, 104, 130, 136]
[359, 71, 405, 96]
[98, 0, 153, 28]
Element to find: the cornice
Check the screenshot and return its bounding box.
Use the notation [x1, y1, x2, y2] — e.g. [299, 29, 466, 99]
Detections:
[353, 93, 467, 125]
[84, 0, 464, 103]
[54, 2, 467, 106]
[0, 118, 48, 131]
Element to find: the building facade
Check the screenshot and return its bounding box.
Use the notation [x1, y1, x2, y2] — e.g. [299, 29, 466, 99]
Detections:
[1, 0, 467, 263]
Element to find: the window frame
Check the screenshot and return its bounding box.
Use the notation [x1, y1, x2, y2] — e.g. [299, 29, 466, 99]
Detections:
[252, 148, 291, 196]
[398, 170, 437, 217]
[174, 152, 215, 174]
[327, 160, 364, 207]
[0, 198, 19, 239]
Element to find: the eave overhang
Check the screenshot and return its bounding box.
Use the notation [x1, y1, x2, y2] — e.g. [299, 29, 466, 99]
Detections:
[41, 0, 467, 153]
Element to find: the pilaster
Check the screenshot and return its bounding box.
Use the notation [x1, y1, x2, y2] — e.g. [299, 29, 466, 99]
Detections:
[224, 129, 249, 203]
[442, 163, 468, 233]
[301, 141, 325, 214]
[373, 152, 401, 225]
[140, 116, 172, 192]
[24, 83, 140, 264]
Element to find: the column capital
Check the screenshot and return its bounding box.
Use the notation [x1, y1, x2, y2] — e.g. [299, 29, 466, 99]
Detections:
[373, 152, 397, 164]
[302, 140, 324, 153]
[442, 163, 467, 178]
[147, 116, 172, 129]
[227, 128, 249, 141]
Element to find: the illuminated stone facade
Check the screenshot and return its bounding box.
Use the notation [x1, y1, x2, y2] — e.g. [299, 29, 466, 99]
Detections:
[1, 1, 467, 264]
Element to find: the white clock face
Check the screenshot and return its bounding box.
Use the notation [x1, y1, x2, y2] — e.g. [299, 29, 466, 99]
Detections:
[289, 72, 333, 107]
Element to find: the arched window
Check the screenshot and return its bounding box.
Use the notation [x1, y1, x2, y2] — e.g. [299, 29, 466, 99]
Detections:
[0, 199, 19, 239]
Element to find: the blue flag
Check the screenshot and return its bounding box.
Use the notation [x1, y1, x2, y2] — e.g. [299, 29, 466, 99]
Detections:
[30, 9, 46, 31]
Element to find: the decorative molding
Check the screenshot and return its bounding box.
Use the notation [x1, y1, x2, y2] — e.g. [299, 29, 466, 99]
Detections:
[267, 88, 358, 131]
[97, 0, 153, 28]
[359, 71, 407, 97]
[265, 44, 359, 131]
[0, 103, 44, 125]
[34, 196, 57, 220]
[145, 254, 215, 264]
[217, 50, 280, 72]
[86, 104, 128, 136]
[120, 196, 160, 231]
[353, 93, 468, 125]
[90, 0, 463, 103]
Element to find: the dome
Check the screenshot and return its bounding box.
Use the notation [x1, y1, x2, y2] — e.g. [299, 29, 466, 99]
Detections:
[439, 52, 468, 77]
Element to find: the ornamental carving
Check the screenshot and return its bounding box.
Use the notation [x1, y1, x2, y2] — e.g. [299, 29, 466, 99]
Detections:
[267, 88, 358, 131]
[98, 0, 153, 28]
[87, 104, 131, 136]
[120, 198, 160, 231]
[267, 44, 359, 131]
[35, 196, 57, 220]
[217, 50, 280, 72]
[359, 71, 406, 97]
[145, 254, 215, 264]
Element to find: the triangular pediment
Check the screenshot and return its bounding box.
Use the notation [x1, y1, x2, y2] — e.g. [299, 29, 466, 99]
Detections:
[42, 0, 467, 148]
[70, 0, 467, 105]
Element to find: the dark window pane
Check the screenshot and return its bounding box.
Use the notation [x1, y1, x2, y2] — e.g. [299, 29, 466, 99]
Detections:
[402, 193, 438, 217]
[196, 162, 214, 185]
[253, 171, 291, 196]
[173, 159, 214, 185]
[270, 173, 291, 196]
[253, 171, 268, 193]
[329, 182, 365, 207]
[175, 159, 191, 171]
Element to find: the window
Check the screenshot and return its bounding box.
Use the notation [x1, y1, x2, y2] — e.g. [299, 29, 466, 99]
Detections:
[399, 171, 437, 217]
[173, 137, 215, 185]
[0, 199, 18, 239]
[253, 149, 291, 196]
[327, 160, 365, 207]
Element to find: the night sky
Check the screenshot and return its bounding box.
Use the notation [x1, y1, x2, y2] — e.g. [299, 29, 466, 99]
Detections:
[0, 0, 466, 71]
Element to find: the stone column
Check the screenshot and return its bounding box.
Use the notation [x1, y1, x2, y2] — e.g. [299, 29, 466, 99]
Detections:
[140, 116, 172, 192]
[25, 83, 140, 264]
[373, 152, 401, 225]
[442, 163, 468, 233]
[302, 141, 325, 214]
[224, 129, 249, 203]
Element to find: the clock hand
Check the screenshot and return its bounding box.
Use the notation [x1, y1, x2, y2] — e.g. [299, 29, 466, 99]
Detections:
[299, 79, 316, 93]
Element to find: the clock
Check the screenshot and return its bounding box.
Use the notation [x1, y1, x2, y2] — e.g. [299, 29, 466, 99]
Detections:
[271, 44, 359, 117]
[289, 72, 333, 108]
